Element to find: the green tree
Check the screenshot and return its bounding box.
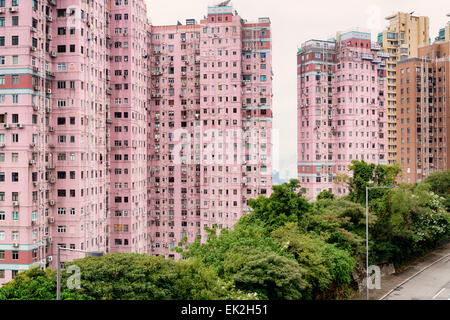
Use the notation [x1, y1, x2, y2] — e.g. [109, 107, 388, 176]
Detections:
[247, 179, 310, 232]
[348, 161, 400, 206]
[425, 170, 450, 211]
[317, 190, 335, 200]
[272, 223, 355, 299]
[223, 247, 307, 300]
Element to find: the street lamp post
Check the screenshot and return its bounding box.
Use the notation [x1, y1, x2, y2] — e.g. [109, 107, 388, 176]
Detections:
[365, 185, 394, 300]
[56, 246, 103, 300]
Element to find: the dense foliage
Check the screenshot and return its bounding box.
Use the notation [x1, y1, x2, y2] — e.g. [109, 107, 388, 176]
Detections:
[1, 164, 449, 300]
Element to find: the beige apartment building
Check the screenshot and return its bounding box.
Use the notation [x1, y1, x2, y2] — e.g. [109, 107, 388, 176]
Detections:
[378, 12, 430, 165]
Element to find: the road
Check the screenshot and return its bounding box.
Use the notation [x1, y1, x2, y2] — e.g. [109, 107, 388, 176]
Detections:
[384, 255, 450, 300]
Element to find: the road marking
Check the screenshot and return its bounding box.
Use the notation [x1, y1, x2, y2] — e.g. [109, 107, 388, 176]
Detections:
[432, 288, 446, 300]
[380, 252, 450, 300]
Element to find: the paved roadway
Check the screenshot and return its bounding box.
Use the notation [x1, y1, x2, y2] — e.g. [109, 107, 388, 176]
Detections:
[384, 255, 450, 300]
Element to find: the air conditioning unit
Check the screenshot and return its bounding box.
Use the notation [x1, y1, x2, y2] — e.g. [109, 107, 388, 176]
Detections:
[0, 143, 5, 148]
[12, 201, 19, 207]
[49, 178, 56, 184]
[3, 123, 10, 129]
[0, 8, 5, 14]
[30, 46, 37, 51]
[29, 160, 36, 165]
[47, 89, 52, 94]
[9, 7, 18, 13]
[46, 16, 53, 22]
[47, 256, 53, 262]
[33, 182, 38, 187]
[48, 217, 55, 224]
[106, 161, 110, 166]
[47, 34, 52, 40]
[33, 105, 39, 111]
[30, 142, 36, 147]
[13, 243, 20, 248]
[50, 51, 56, 57]
[49, 200, 55, 206]
[48, 126, 54, 132]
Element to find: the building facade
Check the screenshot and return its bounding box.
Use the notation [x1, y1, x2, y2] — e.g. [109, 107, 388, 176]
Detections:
[147, 5, 273, 257]
[436, 14, 450, 42]
[0, 1, 272, 283]
[396, 40, 450, 183]
[297, 31, 388, 199]
[378, 13, 430, 165]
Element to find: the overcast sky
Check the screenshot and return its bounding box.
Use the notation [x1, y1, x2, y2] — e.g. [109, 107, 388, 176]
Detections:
[144, 0, 449, 182]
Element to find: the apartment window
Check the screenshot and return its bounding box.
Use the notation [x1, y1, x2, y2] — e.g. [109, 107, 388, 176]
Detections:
[0, 56, 4, 64]
[0, 36, 4, 46]
[0, 250, 4, 260]
[12, 75, 18, 84]
[11, 36, 18, 46]
[12, 251, 19, 260]
[0, 211, 4, 220]
[0, 17, 4, 27]
[57, 226, 66, 233]
[12, 16, 18, 26]
[57, 45, 66, 53]
[12, 211, 18, 221]
[12, 172, 19, 182]
[12, 94, 18, 104]
[12, 133, 19, 142]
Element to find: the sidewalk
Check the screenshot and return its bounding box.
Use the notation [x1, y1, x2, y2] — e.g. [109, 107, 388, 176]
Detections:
[351, 242, 450, 300]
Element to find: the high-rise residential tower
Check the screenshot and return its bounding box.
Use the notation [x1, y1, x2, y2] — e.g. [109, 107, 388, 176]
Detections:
[0, 0, 112, 284]
[297, 31, 388, 199]
[396, 40, 450, 183]
[0, 1, 273, 283]
[378, 13, 430, 165]
[436, 14, 450, 42]
[147, 4, 273, 258]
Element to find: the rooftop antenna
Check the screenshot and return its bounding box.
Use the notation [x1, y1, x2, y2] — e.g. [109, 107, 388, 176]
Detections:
[216, 0, 231, 6]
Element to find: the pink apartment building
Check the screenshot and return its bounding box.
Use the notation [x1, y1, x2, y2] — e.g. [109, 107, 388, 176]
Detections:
[147, 4, 273, 258]
[297, 31, 388, 199]
[0, 1, 272, 283]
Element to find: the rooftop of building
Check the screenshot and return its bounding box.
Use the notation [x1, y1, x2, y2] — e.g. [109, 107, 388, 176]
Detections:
[397, 57, 432, 65]
[298, 39, 336, 53]
[384, 11, 429, 21]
